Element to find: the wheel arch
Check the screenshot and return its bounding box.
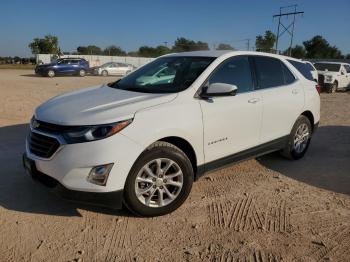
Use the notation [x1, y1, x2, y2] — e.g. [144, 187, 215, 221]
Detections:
[301, 110, 315, 131]
[156, 136, 198, 179]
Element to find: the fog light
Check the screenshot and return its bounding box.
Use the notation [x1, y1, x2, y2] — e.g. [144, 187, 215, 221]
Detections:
[87, 163, 113, 186]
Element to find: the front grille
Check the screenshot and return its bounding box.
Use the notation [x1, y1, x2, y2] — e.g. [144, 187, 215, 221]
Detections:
[28, 131, 60, 158]
[35, 120, 71, 134]
[318, 74, 324, 85]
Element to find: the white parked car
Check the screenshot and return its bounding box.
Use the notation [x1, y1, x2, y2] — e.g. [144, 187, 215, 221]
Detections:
[23, 51, 320, 217]
[314, 62, 350, 93]
[95, 62, 134, 76]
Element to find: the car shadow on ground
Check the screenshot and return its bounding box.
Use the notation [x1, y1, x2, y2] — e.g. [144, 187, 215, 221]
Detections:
[0, 124, 349, 217]
[20, 74, 41, 77]
[0, 124, 132, 217]
[258, 125, 350, 196]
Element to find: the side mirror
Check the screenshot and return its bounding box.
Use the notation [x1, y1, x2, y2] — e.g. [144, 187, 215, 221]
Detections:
[201, 83, 238, 98]
[341, 71, 345, 75]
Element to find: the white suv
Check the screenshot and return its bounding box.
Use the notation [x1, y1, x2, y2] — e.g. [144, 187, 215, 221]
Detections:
[23, 51, 320, 217]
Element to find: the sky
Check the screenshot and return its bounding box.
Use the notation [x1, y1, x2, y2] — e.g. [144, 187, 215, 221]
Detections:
[0, 0, 349, 57]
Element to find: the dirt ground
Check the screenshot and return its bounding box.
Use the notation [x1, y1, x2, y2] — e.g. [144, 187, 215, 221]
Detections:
[0, 69, 349, 262]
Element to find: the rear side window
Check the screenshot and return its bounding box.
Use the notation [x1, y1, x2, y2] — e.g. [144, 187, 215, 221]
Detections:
[253, 56, 285, 89]
[281, 63, 296, 84]
[287, 60, 314, 81]
[305, 63, 315, 71]
[208, 56, 254, 94]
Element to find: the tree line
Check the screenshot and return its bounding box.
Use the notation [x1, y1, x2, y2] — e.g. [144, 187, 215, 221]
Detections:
[21, 33, 350, 60]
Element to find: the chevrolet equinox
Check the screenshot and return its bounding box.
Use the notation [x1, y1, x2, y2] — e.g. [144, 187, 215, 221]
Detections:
[23, 51, 320, 217]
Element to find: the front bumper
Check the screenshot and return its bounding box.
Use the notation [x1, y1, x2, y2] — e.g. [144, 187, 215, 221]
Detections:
[26, 129, 144, 193]
[23, 153, 124, 209]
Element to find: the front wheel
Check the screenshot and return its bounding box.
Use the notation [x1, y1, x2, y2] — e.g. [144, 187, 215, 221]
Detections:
[79, 69, 86, 77]
[328, 81, 338, 93]
[281, 115, 312, 160]
[47, 70, 55, 78]
[123, 141, 193, 217]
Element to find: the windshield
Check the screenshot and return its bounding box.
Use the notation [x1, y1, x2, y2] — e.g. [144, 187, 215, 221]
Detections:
[314, 63, 341, 72]
[101, 62, 113, 68]
[110, 56, 215, 93]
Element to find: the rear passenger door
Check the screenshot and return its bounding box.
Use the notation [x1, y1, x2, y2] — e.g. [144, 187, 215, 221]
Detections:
[252, 56, 304, 144]
[69, 59, 80, 74]
[200, 56, 263, 162]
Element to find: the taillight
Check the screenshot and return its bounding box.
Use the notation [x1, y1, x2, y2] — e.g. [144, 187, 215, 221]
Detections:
[315, 84, 321, 94]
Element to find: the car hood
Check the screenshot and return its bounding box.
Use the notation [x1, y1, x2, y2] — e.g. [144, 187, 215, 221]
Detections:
[35, 84, 177, 125]
[317, 71, 338, 76]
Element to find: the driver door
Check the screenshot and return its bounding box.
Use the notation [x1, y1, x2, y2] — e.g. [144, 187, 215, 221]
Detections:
[108, 63, 118, 75]
[199, 56, 262, 163]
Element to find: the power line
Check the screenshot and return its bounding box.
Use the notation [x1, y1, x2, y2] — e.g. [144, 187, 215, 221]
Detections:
[273, 4, 304, 55]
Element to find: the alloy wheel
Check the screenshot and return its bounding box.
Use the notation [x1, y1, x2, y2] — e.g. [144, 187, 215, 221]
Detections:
[134, 158, 183, 208]
[293, 123, 309, 153]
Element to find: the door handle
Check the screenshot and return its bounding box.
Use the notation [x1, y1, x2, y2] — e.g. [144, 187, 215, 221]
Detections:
[248, 98, 260, 104]
[292, 89, 299, 94]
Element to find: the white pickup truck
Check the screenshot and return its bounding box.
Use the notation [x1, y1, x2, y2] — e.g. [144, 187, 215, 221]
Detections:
[314, 62, 350, 93]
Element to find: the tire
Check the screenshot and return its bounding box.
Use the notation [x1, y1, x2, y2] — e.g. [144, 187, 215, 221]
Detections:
[79, 69, 86, 77]
[47, 70, 55, 78]
[328, 81, 338, 93]
[102, 70, 108, 77]
[123, 141, 194, 217]
[281, 115, 312, 160]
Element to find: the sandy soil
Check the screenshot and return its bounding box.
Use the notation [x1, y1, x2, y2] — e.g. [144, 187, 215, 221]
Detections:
[0, 69, 349, 262]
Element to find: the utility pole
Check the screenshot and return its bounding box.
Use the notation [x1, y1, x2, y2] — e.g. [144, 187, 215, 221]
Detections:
[273, 5, 304, 55]
[245, 39, 250, 51]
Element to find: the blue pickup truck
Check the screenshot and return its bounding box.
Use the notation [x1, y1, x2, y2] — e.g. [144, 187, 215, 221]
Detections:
[35, 58, 89, 77]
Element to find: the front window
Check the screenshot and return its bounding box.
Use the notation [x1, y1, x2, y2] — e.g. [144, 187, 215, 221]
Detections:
[314, 63, 341, 72]
[207, 56, 254, 94]
[110, 56, 215, 93]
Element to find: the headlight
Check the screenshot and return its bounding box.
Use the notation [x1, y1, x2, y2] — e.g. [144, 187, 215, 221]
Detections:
[62, 119, 132, 143]
[325, 75, 333, 82]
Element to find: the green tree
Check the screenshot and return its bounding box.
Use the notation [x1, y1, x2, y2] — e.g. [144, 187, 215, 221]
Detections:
[303, 35, 343, 59]
[172, 37, 209, 52]
[138, 45, 171, 57]
[28, 34, 59, 54]
[216, 43, 235, 50]
[255, 30, 276, 52]
[346, 54, 350, 59]
[283, 45, 306, 58]
[77, 45, 102, 55]
[103, 45, 126, 56]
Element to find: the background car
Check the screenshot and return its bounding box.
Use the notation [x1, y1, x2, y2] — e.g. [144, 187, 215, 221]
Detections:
[314, 62, 350, 93]
[35, 58, 89, 77]
[94, 62, 134, 76]
[135, 66, 176, 85]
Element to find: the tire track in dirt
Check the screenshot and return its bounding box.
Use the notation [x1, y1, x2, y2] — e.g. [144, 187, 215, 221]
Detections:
[305, 224, 350, 261]
[264, 200, 290, 233]
[207, 196, 290, 233]
[103, 217, 134, 261]
[208, 248, 282, 262]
